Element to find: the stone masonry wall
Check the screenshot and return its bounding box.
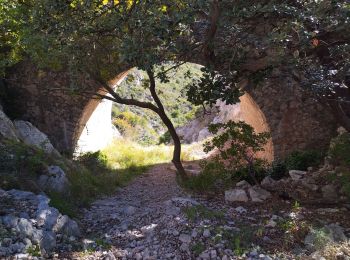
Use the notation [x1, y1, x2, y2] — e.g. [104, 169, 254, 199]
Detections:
[4, 61, 337, 159]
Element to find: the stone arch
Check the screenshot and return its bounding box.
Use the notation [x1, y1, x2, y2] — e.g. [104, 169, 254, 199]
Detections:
[5, 61, 337, 159]
[73, 71, 129, 153]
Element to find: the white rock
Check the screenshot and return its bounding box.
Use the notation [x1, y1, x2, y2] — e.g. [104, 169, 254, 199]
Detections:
[236, 180, 251, 188]
[225, 189, 248, 202]
[124, 206, 136, 215]
[265, 219, 277, 228]
[14, 120, 59, 155]
[199, 252, 210, 260]
[235, 206, 247, 214]
[141, 224, 157, 236]
[179, 234, 191, 243]
[289, 170, 307, 180]
[36, 207, 60, 230]
[171, 197, 200, 206]
[210, 249, 217, 258]
[248, 186, 271, 202]
[0, 109, 18, 141]
[203, 229, 211, 238]
[191, 229, 197, 238]
[38, 166, 69, 193]
[40, 230, 56, 254]
[16, 218, 34, 238]
[180, 243, 189, 252]
[54, 215, 81, 237]
[261, 176, 276, 188]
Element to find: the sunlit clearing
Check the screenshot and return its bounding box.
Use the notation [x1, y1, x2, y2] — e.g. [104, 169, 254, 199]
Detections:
[101, 139, 207, 170]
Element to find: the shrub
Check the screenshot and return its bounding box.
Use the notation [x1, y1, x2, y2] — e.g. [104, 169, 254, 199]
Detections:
[158, 131, 171, 144]
[203, 121, 270, 185]
[284, 150, 324, 171]
[76, 151, 108, 173]
[268, 160, 287, 180]
[234, 159, 268, 184]
[182, 160, 229, 192]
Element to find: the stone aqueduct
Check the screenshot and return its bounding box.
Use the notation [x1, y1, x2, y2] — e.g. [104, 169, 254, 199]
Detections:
[3, 58, 336, 160]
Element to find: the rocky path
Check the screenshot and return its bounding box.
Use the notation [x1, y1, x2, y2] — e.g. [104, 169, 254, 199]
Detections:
[75, 163, 350, 260]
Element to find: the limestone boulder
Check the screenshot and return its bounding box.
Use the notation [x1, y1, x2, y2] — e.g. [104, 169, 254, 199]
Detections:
[248, 186, 272, 202]
[0, 109, 18, 141]
[54, 215, 81, 237]
[289, 170, 307, 180]
[225, 189, 249, 202]
[304, 224, 347, 251]
[13, 120, 59, 155]
[236, 180, 251, 188]
[38, 166, 69, 193]
[261, 176, 276, 189]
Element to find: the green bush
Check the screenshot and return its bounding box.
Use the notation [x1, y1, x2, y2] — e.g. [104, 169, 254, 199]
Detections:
[76, 151, 108, 173]
[158, 131, 171, 144]
[204, 121, 270, 185]
[181, 160, 229, 192]
[268, 160, 287, 180]
[234, 160, 268, 184]
[285, 150, 324, 171]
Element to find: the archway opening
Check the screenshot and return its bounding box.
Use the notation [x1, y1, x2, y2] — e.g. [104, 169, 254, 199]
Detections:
[73, 63, 274, 164]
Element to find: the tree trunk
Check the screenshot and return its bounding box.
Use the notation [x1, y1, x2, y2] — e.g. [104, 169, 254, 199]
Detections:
[158, 110, 188, 179]
[147, 70, 188, 180]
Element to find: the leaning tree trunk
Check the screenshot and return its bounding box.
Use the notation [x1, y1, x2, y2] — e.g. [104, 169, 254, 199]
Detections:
[147, 70, 188, 180]
[91, 72, 188, 180]
[157, 110, 188, 179]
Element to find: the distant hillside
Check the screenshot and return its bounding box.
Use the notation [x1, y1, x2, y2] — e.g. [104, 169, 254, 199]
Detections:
[112, 63, 203, 145]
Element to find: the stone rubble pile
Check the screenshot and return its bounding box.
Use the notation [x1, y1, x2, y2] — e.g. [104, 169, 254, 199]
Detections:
[0, 189, 80, 258]
[224, 180, 272, 203]
[225, 160, 349, 206]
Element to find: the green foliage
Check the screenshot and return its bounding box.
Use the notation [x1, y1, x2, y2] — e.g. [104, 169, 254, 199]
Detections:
[233, 160, 268, 184]
[0, 138, 167, 217]
[158, 131, 171, 144]
[0, 140, 54, 191]
[95, 238, 112, 250]
[48, 192, 76, 218]
[181, 160, 229, 192]
[102, 139, 173, 170]
[182, 205, 225, 222]
[191, 242, 205, 256]
[27, 245, 41, 257]
[268, 160, 287, 180]
[285, 150, 323, 171]
[181, 122, 270, 192]
[221, 224, 257, 255]
[113, 63, 202, 145]
[185, 67, 242, 109]
[75, 151, 108, 173]
[204, 120, 270, 184]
